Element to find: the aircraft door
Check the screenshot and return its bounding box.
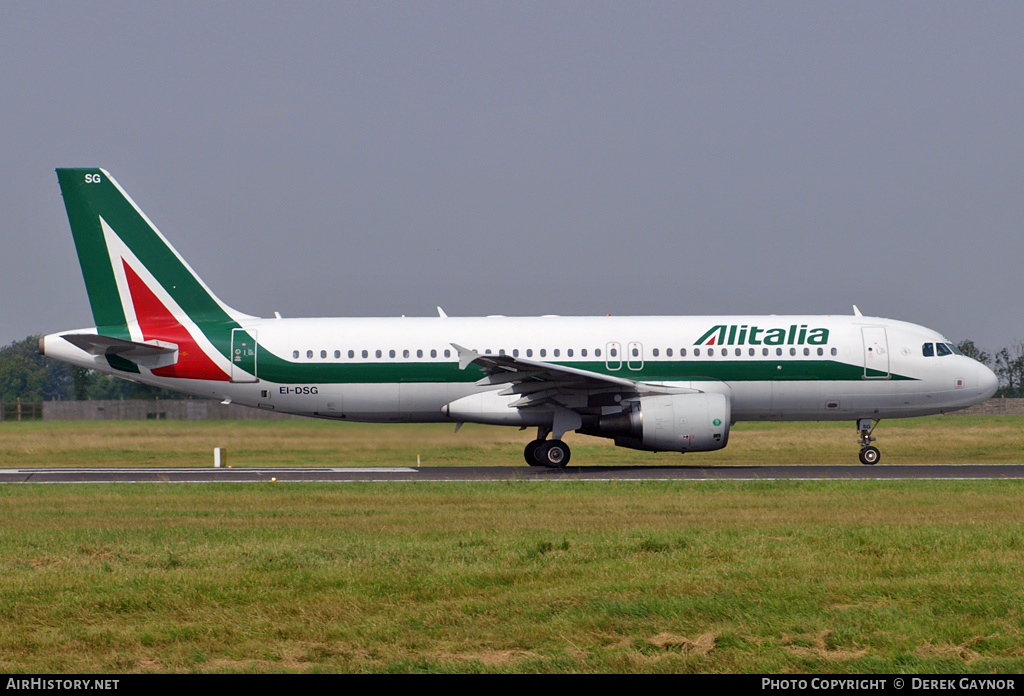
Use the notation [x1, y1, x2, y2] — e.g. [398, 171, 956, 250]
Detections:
[627, 342, 644, 371]
[861, 327, 890, 379]
[230, 328, 258, 383]
[606, 342, 622, 371]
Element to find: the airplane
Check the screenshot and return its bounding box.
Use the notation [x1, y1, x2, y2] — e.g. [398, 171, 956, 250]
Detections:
[39, 168, 999, 467]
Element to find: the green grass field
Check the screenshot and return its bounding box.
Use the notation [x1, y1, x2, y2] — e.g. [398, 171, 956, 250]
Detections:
[1, 414, 1023, 468]
[2, 417, 1024, 673]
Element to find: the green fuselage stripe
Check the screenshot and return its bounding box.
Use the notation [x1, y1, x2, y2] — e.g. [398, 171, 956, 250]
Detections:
[253, 354, 907, 384]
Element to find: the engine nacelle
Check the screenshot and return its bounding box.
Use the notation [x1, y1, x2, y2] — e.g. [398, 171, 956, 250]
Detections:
[442, 390, 552, 427]
[581, 393, 731, 453]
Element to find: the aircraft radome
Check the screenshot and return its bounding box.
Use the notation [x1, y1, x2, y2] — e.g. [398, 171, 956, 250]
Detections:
[40, 169, 999, 467]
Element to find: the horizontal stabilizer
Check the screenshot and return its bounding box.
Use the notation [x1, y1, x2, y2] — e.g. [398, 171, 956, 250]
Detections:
[61, 333, 178, 370]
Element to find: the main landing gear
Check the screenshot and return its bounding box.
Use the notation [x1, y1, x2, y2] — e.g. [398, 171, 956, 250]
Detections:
[525, 426, 572, 468]
[857, 418, 880, 466]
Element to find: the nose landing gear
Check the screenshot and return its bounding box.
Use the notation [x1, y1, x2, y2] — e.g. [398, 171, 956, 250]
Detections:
[857, 418, 880, 465]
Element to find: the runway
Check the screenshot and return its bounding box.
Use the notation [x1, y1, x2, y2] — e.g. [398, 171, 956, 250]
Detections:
[3, 464, 1024, 484]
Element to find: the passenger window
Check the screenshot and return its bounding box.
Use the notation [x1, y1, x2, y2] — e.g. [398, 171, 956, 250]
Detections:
[307, 350, 313, 359]
[444, 349, 451, 358]
[526, 349, 533, 357]
[348, 350, 355, 359]
[362, 350, 368, 359]
[581, 349, 588, 357]
[694, 348, 701, 357]
[817, 347, 823, 356]
[292, 350, 299, 359]
[512, 349, 519, 357]
[321, 350, 327, 359]
[403, 349, 410, 358]
[922, 343, 934, 357]
[666, 348, 673, 357]
[680, 349, 686, 357]
[417, 349, 423, 358]
[595, 348, 601, 357]
[375, 350, 382, 358]
[652, 348, 659, 357]
[567, 349, 574, 357]
[540, 349, 547, 357]
[430, 349, 437, 358]
[762, 348, 769, 356]
[554, 349, 560, 357]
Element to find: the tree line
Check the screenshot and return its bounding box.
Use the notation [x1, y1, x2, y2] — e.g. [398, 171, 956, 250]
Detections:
[956, 340, 1024, 398]
[2, 334, 1024, 403]
[0, 335, 181, 402]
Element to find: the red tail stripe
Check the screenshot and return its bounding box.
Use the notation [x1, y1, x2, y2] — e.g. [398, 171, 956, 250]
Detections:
[122, 260, 230, 381]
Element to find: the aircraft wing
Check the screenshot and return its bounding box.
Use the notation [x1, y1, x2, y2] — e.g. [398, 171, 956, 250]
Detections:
[451, 343, 697, 410]
[61, 333, 179, 370]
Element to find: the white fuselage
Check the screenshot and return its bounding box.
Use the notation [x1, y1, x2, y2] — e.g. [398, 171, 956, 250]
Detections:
[43, 313, 998, 426]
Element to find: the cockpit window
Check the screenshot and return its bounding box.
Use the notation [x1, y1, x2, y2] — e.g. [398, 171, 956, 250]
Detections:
[947, 343, 963, 356]
[935, 343, 952, 357]
[922, 343, 934, 357]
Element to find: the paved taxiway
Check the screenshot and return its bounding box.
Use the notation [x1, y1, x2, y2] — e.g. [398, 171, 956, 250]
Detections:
[3, 464, 1024, 484]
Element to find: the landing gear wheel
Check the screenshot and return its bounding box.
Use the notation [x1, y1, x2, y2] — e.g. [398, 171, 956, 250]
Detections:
[856, 419, 880, 466]
[536, 439, 571, 468]
[859, 446, 880, 466]
[524, 440, 544, 467]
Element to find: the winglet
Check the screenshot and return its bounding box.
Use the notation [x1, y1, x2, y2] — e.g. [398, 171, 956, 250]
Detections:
[853, 305, 863, 317]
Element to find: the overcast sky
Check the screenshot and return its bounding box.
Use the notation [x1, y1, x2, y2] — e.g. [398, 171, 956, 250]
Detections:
[2, 2, 1021, 354]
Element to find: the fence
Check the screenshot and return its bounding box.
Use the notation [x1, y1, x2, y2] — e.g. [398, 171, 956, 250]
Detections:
[2, 398, 1022, 422]
[957, 397, 1024, 416]
[1, 401, 44, 421]
[1, 400, 296, 421]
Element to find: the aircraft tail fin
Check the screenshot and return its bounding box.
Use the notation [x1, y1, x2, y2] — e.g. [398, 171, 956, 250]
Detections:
[56, 168, 251, 334]
[55, 168, 252, 380]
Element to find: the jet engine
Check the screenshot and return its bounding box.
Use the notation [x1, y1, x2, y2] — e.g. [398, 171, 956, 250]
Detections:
[580, 392, 731, 452]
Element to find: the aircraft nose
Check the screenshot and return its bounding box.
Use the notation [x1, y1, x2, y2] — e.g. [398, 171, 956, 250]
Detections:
[978, 363, 998, 399]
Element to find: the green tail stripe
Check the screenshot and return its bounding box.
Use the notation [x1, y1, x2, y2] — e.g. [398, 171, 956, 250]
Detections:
[56, 168, 241, 351]
[57, 169, 130, 338]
